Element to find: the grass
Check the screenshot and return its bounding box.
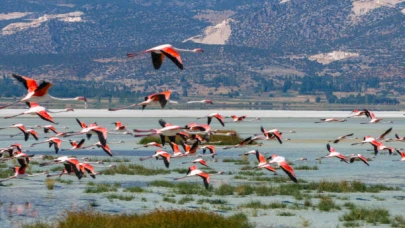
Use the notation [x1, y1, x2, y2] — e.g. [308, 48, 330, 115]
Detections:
[163, 197, 176, 203]
[123, 186, 145, 193]
[106, 194, 135, 201]
[102, 163, 170, 176]
[24, 209, 254, 228]
[178, 196, 194, 204]
[149, 180, 212, 196]
[222, 157, 250, 165]
[44, 178, 55, 190]
[197, 198, 228, 205]
[293, 165, 318, 170]
[340, 206, 391, 225]
[277, 211, 295, 216]
[148, 180, 175, 188]
[85, 182, 120, 193]
[56, 179, 73, 185]
[317, 196, 340, 211]
[239, 201, 287, 209]
[306, 180, 398, 193]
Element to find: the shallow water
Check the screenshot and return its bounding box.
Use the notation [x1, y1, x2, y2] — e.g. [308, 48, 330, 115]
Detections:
[0, 111, 404, 227]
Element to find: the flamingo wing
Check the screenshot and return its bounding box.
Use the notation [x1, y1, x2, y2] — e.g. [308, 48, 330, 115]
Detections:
[77, 139, 86, 148]
[161, 47, 183, 70]
[151, 52, 165, 70]
[12, 74, 38, 92]
[337, 154, 348, 163]
[101, 144, 112, 157]
[157, 94, 168, 109]
[36, 110, 55, 123]
[160, 153, 171, 168]
[357, 155, 370, 166]
[34, 81, 53, 97]
[94, 128, 108, 147]
[198, 172, 210, 189]
[279, 162, 298, 183]
[76, 118, 87, 128]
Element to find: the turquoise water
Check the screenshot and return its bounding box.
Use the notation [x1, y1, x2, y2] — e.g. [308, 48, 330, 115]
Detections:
[0, 114, 404, 226]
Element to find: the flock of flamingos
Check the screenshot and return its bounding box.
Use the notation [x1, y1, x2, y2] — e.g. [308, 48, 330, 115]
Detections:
[0, 44, 403, 190]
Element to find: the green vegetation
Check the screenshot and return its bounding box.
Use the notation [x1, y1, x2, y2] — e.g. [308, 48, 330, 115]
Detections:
[85, 182, 120, 193]
[317, 196, 340, 211]
[197, 198, 228, 205]
[123, 186, 146, 193]
[44, 178, 56, 190]
[239, 201, 287, 209]
[340, 206, 390, 225]
[56, 179, 73, 185]
[106, 194, 135, 201]
[293, 165, 318, 170]
[178, 196, 194, 204]
[102, 164, 170, 176]
[277, 212, 295, 216]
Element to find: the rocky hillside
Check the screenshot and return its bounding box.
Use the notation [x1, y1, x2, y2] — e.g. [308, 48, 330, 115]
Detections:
[0, 0, 404, 101]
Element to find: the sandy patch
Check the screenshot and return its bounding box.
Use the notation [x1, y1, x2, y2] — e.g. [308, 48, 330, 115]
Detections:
[183, 19, 234, 45]
[0, 12, 32, 20]
[1, 11, 84, 36]
[192, 10, 235, 25]
[308, 51, 359, 65]
[351, 0, 405, 19]
[280, 0, 291, 3]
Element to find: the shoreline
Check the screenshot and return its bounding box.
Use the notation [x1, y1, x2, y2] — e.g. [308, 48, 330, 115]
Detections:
[0, 109, 404, 118]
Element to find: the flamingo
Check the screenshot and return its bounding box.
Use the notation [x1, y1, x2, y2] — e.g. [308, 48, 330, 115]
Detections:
[108, 91, 177, 111]
[243, 150, 276, 173]
[41, 156, 83, 180]
[79, 163, 100, 179]
[74, 118, 108, 147]
[329, 133, 355, 144]
[4, 102, 73, 124]
[260, 126, 282, 144]
[81, 142, 113, 157]
[0, 124, 39, 141]
[229, 115, 247, 122]
[174, 165, 211, 189]
[182, 158, 208, 167]
[349, 154, 370, 166]
[133, 120, 185, 146]
[395, 149, 405, 161]
[314, 118, 347, 123]
[180, 141, 199, 156]
[0, 74, 86, 109]
[197, 113, 225, 127]
[201, 145, 217, 158]
[348, 109, 367, 118]
[361, 109, 385, 124]
[369, 140, 394, 155]
[351, 128, 393, 145]
[321, 144, 349, 163]
[395, 133, 405, 142]
[187, 100, 213, 104]
[139, 150, 171, 168]
[0, 156, 46, 182]
[166, 142, 184, 158]
[267, 154, 298, 183]
[61, 139, 86, 151]
[30, 137, 62, 153]
[134, 142, 164, 150]
[127, 44, 203, 70]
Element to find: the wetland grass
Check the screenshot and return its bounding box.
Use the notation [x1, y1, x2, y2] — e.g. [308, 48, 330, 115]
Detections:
[85, 182, 120, 193]
[56, 179, 73, 185]
[340, 206, 390, 225]
[178, 196, 194, 204]
[123, 186, 145, 193]
[102, 163, 170, 176]
[106, 194, 135, 201]
[317, 196, 341, 211]
[197, 198, 228, 205]
[25, 209, 253, 228]
[44, 178, 55, 190]
[293, 165, 318, 170]
[277, 211, 295, 216]
[239, 201, 287, 209]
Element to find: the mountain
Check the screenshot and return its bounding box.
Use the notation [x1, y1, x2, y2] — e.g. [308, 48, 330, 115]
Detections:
[0, 0, 404, 105]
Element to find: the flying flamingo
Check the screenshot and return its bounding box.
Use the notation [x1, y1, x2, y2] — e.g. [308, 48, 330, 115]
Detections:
[395, 149, 405, 161]
[351, 127, 393, 145]
[260, 126, 282, 144]
[320, 144, 349, 163]
[79, 163, 100, 179]
[81, 142, 113, 157]
[108, 91, 177, 111]
[180, 141, 199, 156]
[127, 44, 203, 70]
[139, 150, 171, 168]
[197, 113, 225, 127]
[348, 109, 367, 118]
[243, 150, 276, 173]
[0, 74, 87, 109]
[201, 145, 217, 158]
[361, 109, 386, 124]
[168, 142, 184, 158]
[395, 134, 405, 142]
[349, 154, 370, 166]
[0, 156, 46, 182]
[182, 158, 208, 167]
[74, 118, 108, 147]
[314, 118, 347, 123]
[329, 133, 355, 144]
[223, 136, 255, 150]
[4, 102, 73, 123]
[187, 100, 213, 104]
[134, 142, 164, 150]
[41, 156, 83, 180]
[0, 124, 39, 141]
[267, 154, 298, 183]
[30, 137, 62, 153]
[174, 165, 211, 189]
[133, 120, 185, 146]
[61, 139, 86, 151]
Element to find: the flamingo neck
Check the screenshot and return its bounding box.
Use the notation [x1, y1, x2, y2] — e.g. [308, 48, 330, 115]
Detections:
[173, 47, 195, 53]
[49, 95, 77, 101]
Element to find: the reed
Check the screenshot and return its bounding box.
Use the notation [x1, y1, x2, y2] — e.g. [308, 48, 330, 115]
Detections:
[177, 196, 194, 204]
[317, 196, 340, 211]
[163, 197, 176, 203]
[340, 207, 390, 225]
[123, 186, 145, 193]
[174, 182, 212, 196]
[102, 163, 170, 176]
[307, 180, 397, 193]
[44, 178, 55, 190]
[239, 201, 286, 209]
[25, 209, 253, 228]
[215, 184, 235, 196]
[106, 194, 135, 201]
[148, 180, 176, 188]
[84, 183, 120, 193]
